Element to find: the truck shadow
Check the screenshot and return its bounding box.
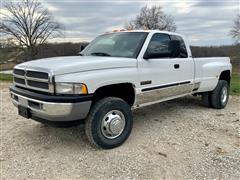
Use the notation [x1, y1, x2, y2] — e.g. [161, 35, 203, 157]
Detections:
[29, 96, 204, 151]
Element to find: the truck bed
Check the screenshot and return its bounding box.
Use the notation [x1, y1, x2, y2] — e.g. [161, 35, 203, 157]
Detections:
[193, 57, 231, 93]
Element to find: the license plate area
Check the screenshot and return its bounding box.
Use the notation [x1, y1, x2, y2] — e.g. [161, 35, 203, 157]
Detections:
[18, 106, 31, 118]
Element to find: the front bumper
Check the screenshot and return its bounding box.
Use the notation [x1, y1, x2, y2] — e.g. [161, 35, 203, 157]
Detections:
[9, 86, 92, 122]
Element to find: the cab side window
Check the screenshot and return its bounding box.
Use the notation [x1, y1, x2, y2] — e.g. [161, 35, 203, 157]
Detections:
[170, 35, 188, 58]
[145, 33, 171, 57]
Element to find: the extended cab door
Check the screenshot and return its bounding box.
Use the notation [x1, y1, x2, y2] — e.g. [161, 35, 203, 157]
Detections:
[137, 33, 194, 105]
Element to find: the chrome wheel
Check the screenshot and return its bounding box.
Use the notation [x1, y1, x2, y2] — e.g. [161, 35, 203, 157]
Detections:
[101, 110, 126, 139]
[221, 86, 228, 104]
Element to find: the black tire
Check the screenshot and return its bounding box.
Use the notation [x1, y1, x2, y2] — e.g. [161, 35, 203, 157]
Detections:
[85, 97, 133, 149]
[201, 92, 212, 107]
[211, 80, 229, 109]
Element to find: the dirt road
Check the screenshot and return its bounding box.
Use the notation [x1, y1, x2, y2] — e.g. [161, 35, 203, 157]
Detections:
[1, 82, 239, 179]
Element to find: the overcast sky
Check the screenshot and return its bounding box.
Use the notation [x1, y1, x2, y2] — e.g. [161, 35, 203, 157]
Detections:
[38, 0, 239, 45]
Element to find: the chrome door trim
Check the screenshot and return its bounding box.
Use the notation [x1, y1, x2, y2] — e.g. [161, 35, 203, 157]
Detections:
[141, 80, 191, 92]
[136, 82, 193, 105]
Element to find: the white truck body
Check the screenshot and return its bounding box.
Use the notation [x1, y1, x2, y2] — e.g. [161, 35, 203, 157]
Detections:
[10, 30, 232, 148]
[13, 30, 231, 109]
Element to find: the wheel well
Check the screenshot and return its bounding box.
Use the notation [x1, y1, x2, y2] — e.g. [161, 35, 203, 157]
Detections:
[92, 83, 135, 107]
[219, 70, 231, 85]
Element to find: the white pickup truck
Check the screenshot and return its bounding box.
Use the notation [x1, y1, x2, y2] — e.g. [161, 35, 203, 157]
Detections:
[10, 30, 232, 149]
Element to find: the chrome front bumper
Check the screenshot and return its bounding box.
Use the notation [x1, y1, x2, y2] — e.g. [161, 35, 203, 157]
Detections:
[10, 89, 92, 122]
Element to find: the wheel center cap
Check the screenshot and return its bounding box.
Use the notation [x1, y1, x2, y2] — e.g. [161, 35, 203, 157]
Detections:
[109, 117, 123, 135]
[101, 110, 126, 139]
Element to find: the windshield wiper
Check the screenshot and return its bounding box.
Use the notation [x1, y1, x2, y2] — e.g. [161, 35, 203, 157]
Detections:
[78, 52, 84, 56]
[90, 52, 111, 57]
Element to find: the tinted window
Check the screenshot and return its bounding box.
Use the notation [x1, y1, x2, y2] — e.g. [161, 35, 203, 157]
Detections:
[145, 34, 170, 57]
[170, 35, 188, 58]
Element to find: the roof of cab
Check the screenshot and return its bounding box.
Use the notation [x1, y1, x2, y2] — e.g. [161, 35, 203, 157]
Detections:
[108, 29, 183, 37]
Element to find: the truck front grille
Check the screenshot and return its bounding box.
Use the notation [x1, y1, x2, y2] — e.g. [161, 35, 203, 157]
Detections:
[14, 77, 25, 85]
[27, 80, 49, 89]
[13, 68, 53, 93]
[13, 69, 25, 76]
[26, 71, 49, 79]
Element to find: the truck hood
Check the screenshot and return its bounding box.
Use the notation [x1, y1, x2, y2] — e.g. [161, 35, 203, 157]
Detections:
[16, 56, 137, 75]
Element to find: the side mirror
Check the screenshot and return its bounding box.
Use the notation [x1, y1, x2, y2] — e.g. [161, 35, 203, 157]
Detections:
[79, 45, 85, 52]
[78, 45, 86, 55]
[168, 40, 181, 58]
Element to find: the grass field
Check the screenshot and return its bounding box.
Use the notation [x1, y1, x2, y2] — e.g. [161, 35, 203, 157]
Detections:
[231, 74, 240, 95]
[0, 73, 13, 81]
[1, 73, 239, 95]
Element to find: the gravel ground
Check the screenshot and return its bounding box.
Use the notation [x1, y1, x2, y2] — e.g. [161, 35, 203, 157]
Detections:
[1, 82, 240, 180]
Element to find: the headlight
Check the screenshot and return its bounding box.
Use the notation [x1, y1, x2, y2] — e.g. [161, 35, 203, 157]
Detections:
[55, 83, 88, 95]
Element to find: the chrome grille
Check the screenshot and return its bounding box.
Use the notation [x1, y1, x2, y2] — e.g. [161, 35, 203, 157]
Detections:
[26, 71, 48, 79]
[14, 77, 25, 85]
[13, 68, 53, 93]
[13, 69, 25, 76]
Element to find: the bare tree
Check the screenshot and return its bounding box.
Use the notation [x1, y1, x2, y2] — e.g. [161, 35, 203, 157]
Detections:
[229, 14, 240, 44]
[0, 0, 61, 59]
[127, 5, 177, 32]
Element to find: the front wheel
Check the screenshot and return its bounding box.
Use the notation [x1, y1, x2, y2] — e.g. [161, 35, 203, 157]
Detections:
[85, 97, 133, 149]
[211, 80, 229, 109]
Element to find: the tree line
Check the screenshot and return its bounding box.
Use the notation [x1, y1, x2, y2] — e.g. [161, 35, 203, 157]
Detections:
[1, 42, 239, 60]
[0, 0, 239, 62]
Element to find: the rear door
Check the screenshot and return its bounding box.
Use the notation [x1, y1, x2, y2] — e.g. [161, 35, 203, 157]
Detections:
[137, 33, 194, 105]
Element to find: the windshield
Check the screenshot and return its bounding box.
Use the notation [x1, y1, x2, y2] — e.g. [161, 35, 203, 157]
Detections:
[81, 32, 148, 58]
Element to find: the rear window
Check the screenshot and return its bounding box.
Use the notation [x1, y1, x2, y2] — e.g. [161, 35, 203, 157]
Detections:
[170, 35, 188, 58]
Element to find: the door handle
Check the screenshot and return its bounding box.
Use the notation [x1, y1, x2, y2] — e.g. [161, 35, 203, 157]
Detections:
[174, 64, 180, 69]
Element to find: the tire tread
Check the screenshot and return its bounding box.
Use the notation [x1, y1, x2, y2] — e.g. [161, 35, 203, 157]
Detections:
[201, 92, 212, 107]
[211, 80, 229, 109]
